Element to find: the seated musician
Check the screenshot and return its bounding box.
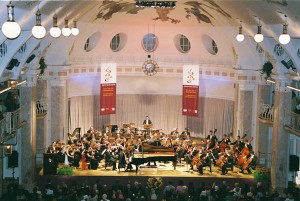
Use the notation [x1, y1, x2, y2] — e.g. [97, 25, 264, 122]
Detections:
[125, 145, 139, 172]
[198, 152, 212, 175]
[104, 146, 117, 170]
[220, 154, 230, 175]
[240, 151, 256, 174]
[185, 145, 199, 170]
[158, 129, 165, 138]
[170, 128, 179, 137]
[115, 134, 124, 146]
[181, 128, 190, 137]
[86, 147, 98, 170]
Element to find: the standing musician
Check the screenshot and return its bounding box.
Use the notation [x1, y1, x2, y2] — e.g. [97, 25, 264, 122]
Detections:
[206, 129, 218, 141]
[218, 133, 231, 152]
[206, 129, 218, 150]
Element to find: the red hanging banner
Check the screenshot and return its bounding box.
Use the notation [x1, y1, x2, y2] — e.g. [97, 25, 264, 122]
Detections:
[100, 83, 116, 115]
[182, 85, 199, 116]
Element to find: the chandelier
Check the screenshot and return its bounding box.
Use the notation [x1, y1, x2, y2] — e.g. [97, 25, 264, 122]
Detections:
[142, 57, 159, 76]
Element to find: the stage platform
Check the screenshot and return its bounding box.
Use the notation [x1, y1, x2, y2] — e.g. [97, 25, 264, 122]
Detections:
[37, 160, 256, 189]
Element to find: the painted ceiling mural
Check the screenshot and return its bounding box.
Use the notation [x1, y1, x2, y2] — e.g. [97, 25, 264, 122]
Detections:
[96, 0, 232, 25]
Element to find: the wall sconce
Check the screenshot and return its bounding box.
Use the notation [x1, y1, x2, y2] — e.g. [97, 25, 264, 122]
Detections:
[2, 2, 21, 39]
[4, 145, 12, 156]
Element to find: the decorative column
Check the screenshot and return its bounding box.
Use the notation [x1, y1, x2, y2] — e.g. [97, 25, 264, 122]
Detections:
[233, 72, 257, 140]
[46, 66, 69, 147]
[255, 78, 272, 164]
[19, 70, 38, 189]
[271, 77, 291, 189]
[36, 78, 47, 166]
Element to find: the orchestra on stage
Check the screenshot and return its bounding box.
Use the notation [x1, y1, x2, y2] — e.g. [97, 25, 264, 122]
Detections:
[45, 117, 257, 176]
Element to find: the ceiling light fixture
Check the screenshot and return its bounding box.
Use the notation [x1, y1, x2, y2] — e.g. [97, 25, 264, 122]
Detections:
[49, 14, 61, 38]
[2, 2, 21, 39]
[236, 21, 244, 42]
[254, 18, 264, 43]
[62, 18, 71, 37]
[279, 15, 290, 45]
[71, 21, 79, 36]
[32, 8, 46, 39]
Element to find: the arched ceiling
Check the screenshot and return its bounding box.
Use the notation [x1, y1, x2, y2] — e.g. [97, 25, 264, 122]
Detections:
[0, 0, 300, 81]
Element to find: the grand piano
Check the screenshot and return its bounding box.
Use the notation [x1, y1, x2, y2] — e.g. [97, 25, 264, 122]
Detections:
[131, 141, 177, 174]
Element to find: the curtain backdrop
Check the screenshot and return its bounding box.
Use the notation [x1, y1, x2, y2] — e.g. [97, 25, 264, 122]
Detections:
[69, 94, 233, 138]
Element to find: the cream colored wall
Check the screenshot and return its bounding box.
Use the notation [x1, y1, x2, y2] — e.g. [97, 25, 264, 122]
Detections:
[67, 75, 234, 100]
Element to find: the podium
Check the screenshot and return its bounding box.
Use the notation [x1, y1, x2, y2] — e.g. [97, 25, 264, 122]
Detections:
[143, 124, 152, 129]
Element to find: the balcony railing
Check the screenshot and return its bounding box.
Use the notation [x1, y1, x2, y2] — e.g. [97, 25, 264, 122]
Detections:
[0, 107, 27, 144]
[284, 109, 300, 134]
[258, 103, 273, 122]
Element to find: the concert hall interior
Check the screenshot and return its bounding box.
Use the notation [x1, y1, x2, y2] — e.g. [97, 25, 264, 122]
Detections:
[0, 0, 300, 200]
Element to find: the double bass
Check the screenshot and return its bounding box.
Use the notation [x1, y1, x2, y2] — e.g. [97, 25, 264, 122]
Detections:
[237, 137, 254, 167]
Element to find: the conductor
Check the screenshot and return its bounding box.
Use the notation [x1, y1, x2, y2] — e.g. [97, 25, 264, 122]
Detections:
[143, 115, 152, 125]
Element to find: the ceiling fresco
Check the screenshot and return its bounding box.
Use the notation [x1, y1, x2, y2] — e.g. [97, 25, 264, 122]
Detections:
[96, 0, 232, 25]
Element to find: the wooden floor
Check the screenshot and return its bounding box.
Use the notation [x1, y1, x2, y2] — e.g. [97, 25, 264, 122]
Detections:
[40, 160, 254, 179]
[38, 160, 256, 189]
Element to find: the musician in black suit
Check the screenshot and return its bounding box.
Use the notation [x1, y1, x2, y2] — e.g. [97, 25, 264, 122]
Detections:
[206, 129, 218, 142]
[181, 128, 190, 137]
[143, 115, 152, 125]
[198, 152, 212, 175]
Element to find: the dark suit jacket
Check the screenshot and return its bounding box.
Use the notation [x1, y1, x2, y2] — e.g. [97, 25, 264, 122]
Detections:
[143, 119, 152, 125]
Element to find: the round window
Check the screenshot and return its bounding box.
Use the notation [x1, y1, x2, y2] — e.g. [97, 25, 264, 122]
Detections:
[84, 32, 101, 52]
[174, 34, 191, 53]
[202, 35, 218, 55]
[142, 33, 158, 52]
